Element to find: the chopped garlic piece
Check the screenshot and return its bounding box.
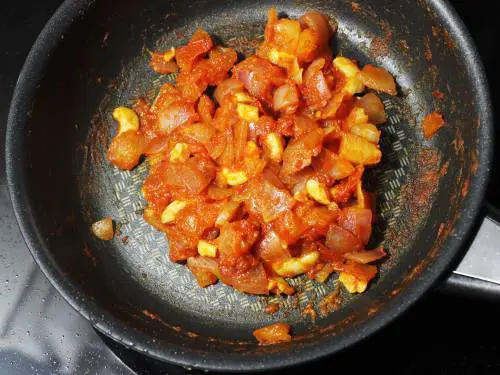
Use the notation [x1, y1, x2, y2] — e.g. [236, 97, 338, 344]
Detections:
[234, 92, 253, 103]
[333, 57, 365, 94]
[245, 140, 260, 157]
[160, 200, 187, 224]
[215, 171, 228, 187]
[293, 191, 309, 202]
[163, 47, 176, 62]
[274, 251, 320, 277]
[333, 57, 361, 78]
[347, 107, 369, 126]
[328, 201, 339, 211]
[197, 240, 218, 257]
[350, 123, 380, 144]
[264, 133, 284, 162]
[289, 58, 303, 84]
[338, 272, 368, 293]
[91, 217, 114, 241]
[268, 48, 302, 84]
[221, 168, 248, 186]
[268, 277, 295, 295]
[344, 76, 365, 95]
[237, 103, 259, 122]
[112, 106, 139, 135]
[169, 143, 189, 163]
[268, 48, 295, 67]
[306, 179, 330, 205]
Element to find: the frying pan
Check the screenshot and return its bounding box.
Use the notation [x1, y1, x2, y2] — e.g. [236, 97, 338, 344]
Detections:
[5, 0, 495, 372]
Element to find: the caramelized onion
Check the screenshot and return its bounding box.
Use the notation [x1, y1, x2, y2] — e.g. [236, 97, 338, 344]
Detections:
[214, 78, 245, 104]
[344, 247, 386, 264]
[158, 101, 198, 134]
[273, 83, 300, 114]
[300, 11, 332, 45]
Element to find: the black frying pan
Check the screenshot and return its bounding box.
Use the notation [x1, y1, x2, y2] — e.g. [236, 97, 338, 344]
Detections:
[5, 0, 494, 372]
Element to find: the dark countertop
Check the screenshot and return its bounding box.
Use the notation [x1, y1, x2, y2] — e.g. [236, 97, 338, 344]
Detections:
[1, 1, 500, 374]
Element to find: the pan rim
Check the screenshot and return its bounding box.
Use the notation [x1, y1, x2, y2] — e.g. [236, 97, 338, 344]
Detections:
[5, 0, 493, 372]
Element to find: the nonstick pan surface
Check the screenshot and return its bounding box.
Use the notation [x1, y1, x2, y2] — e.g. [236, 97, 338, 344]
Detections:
[6, 0, 492, 371]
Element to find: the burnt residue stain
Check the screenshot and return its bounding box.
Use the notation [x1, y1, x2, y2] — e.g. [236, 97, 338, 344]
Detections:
[440, 161, 449, 177]
[471, 149, 479, 176]
[461, 179, 470, 198]
[351, 2, 360, 13]
[452, 128, 465, 155]
[424, 36, 432, 62]
[432, 90, 445, 100]
[187, 331, 199, 338]
[141, 309, 198, 338]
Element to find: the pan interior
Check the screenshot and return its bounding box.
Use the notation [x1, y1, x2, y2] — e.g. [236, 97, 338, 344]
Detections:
[13, 0, 482, 360]
[80, 1, 418, 333]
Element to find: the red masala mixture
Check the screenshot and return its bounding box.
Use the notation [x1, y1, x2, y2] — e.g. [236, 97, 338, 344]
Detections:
[106, 9, 399, 344]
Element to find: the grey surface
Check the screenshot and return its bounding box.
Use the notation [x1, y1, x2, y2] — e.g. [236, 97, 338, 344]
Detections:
[455, 217, 500, 285]
[0, 1, 133, 374]
[0, 187, 134, 375]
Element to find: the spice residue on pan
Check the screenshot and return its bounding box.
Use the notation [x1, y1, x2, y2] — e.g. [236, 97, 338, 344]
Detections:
[318, 285, 342, 316]
[439, 161, 449, 177]
[370, 37, 389, 59]
[431, 26, 456, 50]
[461, 179, 470, 198]
[142, 309, 190, 335]
[385, 147, 442, 253]
[471, 148, 479, 175]
[142, 309, 161, 321]
[351, 2, 360, 12]
[413, 148, 441, 203]
[370, 19, 393, 59]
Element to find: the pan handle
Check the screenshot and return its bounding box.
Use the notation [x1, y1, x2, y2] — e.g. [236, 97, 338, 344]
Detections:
[439, 202, 500, 300]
